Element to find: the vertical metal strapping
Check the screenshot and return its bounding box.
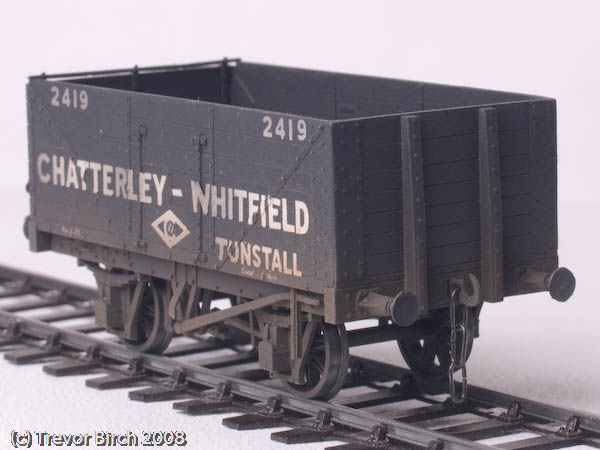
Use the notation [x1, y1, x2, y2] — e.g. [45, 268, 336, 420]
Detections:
[136, 124, 144, 245]
[333, 74, 338, 120]
[357, 122, 366, 280]
[401, 115, 428, 314]
[290, 288, 300, 361]
[209, 107, 215, 255]
[478, 107, 504, 302]
[220, 59, 230, 105]
[131, 65, 140, 92]
[129, 94, 144, 249]
[195, 114, 204, 262]
[127, 96, 133, 239]
[26, 84, 36, 218]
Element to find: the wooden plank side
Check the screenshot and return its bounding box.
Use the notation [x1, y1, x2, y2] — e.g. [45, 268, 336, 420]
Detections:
[331, 122, 367, 282]
[357, 106, 536, 283]
[530, 100, 558, 257]
[29, 78, 336, 294]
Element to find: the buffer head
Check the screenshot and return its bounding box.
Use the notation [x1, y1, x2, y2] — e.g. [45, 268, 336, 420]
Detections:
[548, 267, 576, 302]
[389, 291, 420, 327]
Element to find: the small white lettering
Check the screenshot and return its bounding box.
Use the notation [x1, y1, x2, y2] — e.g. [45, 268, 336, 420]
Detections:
[215, 236, 303, 277]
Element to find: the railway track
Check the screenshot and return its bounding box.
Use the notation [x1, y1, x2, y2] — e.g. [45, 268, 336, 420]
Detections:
[0, 265, 598, 450]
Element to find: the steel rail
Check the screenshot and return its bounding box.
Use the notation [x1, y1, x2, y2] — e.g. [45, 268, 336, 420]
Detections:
[350, 357, 600, 435]
[0, 265, 96, 301]
[0, 309, 495, 450]
[1, 265, 599, 448]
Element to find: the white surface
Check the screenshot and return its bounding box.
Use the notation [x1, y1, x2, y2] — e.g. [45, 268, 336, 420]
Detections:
[1, 1, 599, 449]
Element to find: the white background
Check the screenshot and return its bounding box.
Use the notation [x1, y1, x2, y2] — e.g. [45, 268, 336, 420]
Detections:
[0, 1, 599, 449]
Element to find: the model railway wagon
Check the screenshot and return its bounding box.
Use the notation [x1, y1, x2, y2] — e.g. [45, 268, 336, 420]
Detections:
[24, 59, 575, 399]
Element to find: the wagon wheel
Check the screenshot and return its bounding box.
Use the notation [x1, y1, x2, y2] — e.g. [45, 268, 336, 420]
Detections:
[285, 322, 349, 400]
[125, 279, 173, 354]
[398, 307, 475, 383]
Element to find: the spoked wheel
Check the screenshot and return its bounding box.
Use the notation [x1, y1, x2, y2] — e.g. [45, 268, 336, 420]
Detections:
[285, 322, 349, 400]
[398, 307, 475, 382]
[125, 279, 173, 354]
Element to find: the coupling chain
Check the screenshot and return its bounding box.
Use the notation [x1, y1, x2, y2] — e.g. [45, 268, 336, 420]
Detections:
[448, 286, 470, 403]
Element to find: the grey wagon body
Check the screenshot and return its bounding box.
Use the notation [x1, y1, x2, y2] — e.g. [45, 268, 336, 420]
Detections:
[26, 59, 560, 325]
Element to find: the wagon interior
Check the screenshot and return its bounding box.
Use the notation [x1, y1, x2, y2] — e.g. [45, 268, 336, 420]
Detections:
[69, 60, 538, 119]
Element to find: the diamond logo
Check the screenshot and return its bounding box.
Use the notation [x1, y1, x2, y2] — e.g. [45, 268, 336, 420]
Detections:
[151, 210, 190, 248]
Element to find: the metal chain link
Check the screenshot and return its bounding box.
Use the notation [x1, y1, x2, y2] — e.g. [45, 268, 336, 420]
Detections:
[448, 286, 470, 403]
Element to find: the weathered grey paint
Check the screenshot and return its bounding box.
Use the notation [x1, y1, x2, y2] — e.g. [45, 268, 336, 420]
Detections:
[26, 61, 560, 324]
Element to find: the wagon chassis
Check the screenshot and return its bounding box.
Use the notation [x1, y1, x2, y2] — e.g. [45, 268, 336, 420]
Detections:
[0, 265, 598, 450]
[81, 257, 442, 392]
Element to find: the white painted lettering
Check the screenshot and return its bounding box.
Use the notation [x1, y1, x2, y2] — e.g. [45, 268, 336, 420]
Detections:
[36, 154, 311, 245]
[76, 160, 89, 191]
[227, 187, 234, 220]
[240, 242, 252, 266]
[262, 246, 272, 270]
[293, 253, 302, 276]
[271, 249, 282, 272]
[126, 169, 138, 201]
[295, 200, 309, 235]
[211, 185, 226, 218]
[227, 240, 239, 263]
[37, 153, 51, 184]
[215, 236, 228, 260]
[214, 236, 303, 278]
[139, 172, 152, 204]
[66, 162, 77, 190]
[191, 181, 210, 214]
[152, 174, 166, 207]
[115, 167, 127, 198]
[283, 251, 293, 275]
[268, 196, 281, 230]
[233, 189, 247, 223]
[89, 162, 101, 193]
[252, 244, 261, 268]
[102, 164, 114, 196]
[281, 199, 295, 233]
[248, 192, 260, 225]
[65, 159, 79, 189]
[260, 194, 267, 227]
[52, 155, 65, 186]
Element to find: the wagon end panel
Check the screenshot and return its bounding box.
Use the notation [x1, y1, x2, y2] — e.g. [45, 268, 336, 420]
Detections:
[328, 100, 559, 322]
[26, 79, 222, 265]
[414, 99, 559, 306]
[27, 78, 136, 256]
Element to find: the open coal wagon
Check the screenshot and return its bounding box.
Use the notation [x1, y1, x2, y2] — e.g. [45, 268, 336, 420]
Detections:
[24, 59, 575, 399]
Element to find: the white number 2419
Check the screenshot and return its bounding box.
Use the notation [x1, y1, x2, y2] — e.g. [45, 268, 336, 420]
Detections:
[263, 116, 306, 142]
[50, 86, 88, 110]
